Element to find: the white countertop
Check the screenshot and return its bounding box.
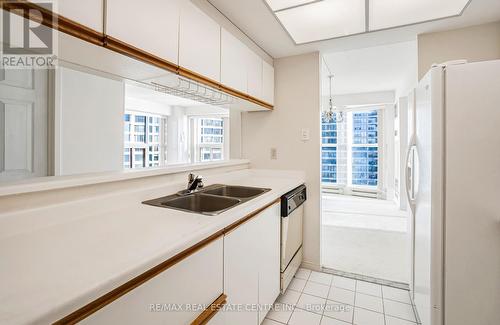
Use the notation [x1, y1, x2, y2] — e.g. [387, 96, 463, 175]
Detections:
[0, 169, 305, 324]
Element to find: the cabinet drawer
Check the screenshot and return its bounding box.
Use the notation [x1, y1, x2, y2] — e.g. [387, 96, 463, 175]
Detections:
[81, 238, 223, 325]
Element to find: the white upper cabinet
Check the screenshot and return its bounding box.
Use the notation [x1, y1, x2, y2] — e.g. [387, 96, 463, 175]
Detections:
[221, 28, 247, 93]
[106, 0, 180, 64]
[262, 60, 275, 105]
[53, 0, 103, 32]
[247, 50, 263, 99]
[179, 1, 221, 82]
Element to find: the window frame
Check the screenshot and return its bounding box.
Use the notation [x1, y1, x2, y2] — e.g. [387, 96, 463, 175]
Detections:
[321, 115, 338, 185]
[321, 108, 382, 191]
[124, 111, 167, 169]
[190, 116, 228, 163]
[347, 110, 379, 188]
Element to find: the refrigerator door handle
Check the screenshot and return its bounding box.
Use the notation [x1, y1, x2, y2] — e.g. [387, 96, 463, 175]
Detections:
[405, 135, 417, 207]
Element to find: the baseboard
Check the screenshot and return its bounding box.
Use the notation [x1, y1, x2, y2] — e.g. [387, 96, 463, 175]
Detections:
[321, 266, 410, 290]
[300, 261, 321, 272]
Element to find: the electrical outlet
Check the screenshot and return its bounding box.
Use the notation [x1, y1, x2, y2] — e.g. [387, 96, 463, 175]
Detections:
[270, 148, 277, 160]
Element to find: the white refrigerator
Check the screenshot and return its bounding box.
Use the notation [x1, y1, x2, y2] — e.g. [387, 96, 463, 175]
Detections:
[405, 60, 500, 325]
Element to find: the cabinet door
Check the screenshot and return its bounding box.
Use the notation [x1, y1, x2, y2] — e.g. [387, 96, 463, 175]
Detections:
[224, 203, 281, 325]
[106, 0, 180, 64]
[224, 217, 260, 325]
[81, 238, 224, 325]
[247, 50, 263, 99]
[179, 1, 221, 82]
[262, 60, 275, 105]
[221, 28, 247, 93]
[53, 0, 103, 32]
[256, 203, 281, 323]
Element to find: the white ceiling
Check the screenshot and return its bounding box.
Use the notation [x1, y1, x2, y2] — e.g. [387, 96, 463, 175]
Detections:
[322, 41, 417, 95]
[207, 0, 500, 58]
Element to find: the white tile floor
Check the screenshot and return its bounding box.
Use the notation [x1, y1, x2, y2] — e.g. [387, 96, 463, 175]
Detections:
[264, 268, 418, 325]
[322, 194, 410, 282]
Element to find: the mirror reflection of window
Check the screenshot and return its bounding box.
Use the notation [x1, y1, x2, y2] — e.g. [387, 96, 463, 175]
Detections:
[123, 112, 167, 169]
[124, 83, 229, 170]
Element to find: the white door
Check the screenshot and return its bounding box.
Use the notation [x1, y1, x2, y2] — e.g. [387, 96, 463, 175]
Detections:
[106, 0, 180, 64]
[179, 1, 221, 82]
[0, 68, 48, 181]
[224, 203, 281, 324]
[224, 217, 260, 325]
[256, 203, 280, 323]
[54, 0, 104, 32]
[413, 67, 444, 325]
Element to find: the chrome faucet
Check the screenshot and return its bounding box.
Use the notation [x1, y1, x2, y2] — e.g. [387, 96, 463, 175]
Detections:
[186, 173, 204, 193]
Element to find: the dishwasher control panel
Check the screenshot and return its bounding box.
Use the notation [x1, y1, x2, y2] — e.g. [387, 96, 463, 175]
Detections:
[281, 184, 307, 217]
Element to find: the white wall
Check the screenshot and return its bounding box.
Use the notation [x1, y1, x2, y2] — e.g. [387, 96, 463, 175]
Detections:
[242, 52, 321, 269]
[418, 21, 500, 79]
[166, 106, 189, 164]
[229, 110, 242, 159]
[395, 96, 409, 210]
[381, 104, 395, 201]
[56, 67, 124, 176]
[323, 90, 395, 109]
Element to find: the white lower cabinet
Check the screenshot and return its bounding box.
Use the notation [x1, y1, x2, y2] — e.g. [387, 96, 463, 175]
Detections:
[223, 203, 281, 325]
[78, 203, 280, 325]
[81, 238, 223, 325]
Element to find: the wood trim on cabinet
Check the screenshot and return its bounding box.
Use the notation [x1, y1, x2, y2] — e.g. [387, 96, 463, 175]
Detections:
[103, 35, 178, 74]
[0, 0, 104, 46]
[53, 199, 280, 324]
[190, 293, 227, 325]
[178, 67, 274, 110]
[1, 0, 274, 110]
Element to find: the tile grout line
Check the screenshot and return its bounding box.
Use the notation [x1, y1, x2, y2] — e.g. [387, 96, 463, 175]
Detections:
[319, 275, 334, 325]
[289, 272, 418, 324]
[381, 283, 387, 325]
[352, 279, 357, 324]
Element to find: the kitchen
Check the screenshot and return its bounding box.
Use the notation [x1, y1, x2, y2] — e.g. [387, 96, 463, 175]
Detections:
[0, 1, 499, 325]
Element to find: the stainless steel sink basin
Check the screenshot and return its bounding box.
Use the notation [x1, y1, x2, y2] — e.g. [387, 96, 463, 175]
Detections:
[160, 194, 240, 215]
[202, 185, 270, 199]
[142, 184, 271, 215]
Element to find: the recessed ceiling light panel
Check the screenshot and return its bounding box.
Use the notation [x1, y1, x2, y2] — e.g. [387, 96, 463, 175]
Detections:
[266, 0, 322, 12]
[275, 0, 366, 44]
[369, 0, 471, 30]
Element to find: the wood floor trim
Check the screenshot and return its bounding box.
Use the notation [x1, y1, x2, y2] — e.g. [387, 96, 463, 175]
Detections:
[54, 199, 280, 324]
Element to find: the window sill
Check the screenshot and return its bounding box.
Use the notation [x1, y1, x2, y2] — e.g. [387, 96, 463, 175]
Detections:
[0, 160, 250, 197]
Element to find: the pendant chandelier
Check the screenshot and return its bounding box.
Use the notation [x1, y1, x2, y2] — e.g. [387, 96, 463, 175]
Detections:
[322, 74, 334, 122]
[322, 74, 344, 123]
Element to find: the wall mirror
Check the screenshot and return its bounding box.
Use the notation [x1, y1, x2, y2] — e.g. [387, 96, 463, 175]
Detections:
[0, 11, 248, 184]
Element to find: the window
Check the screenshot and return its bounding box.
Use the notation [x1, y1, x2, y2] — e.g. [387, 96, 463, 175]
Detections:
[124, 112, 166, 169]
[321, 115, 338, 183]
[194, 117, 225, 162]
[321, 109, 380, 188]
[351, 111, 378, 186]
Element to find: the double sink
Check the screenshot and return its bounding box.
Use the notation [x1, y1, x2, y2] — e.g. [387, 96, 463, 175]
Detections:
[142, 184, 271, 215]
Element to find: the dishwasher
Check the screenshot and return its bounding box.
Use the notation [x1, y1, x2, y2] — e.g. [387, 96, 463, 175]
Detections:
[280, 184, 307, 293]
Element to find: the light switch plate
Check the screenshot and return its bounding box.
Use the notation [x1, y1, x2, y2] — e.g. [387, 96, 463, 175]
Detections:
[301, 128, 310, 141]
[270, 148, 277, 160]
